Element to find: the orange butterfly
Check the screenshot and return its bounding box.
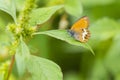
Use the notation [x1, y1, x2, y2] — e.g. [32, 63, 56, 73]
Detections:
[68, 16, 90, 43]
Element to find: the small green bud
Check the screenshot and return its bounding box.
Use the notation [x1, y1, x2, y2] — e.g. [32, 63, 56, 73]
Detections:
[7, 24, 16, 33]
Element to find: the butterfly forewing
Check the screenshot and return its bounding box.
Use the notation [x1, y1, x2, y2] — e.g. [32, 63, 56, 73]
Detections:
[71, 16, 89, 32]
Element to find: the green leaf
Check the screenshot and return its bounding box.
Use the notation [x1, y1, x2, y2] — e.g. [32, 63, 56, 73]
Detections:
[81, 0, 115, 6]
[15, 0, 24, 10]
[64, 0, 83, 17]
[26, 55, 63, 80]
[105, 35, 120, 75]
[33, 30, 94, 54]
[90, 18, 120, 41]
[15, 38, 30, 77]
[15, 37, 63, 79]
[29, 5, 63, 26]
[0, 0, 16, 22]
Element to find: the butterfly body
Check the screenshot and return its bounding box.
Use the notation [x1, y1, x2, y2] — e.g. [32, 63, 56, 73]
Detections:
[69, 16, 90, 43]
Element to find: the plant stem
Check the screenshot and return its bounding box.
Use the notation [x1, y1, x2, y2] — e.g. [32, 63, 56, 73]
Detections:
[6, 55, 15, 80]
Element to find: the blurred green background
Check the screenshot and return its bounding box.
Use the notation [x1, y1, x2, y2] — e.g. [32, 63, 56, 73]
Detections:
[1, 0, 120, 80]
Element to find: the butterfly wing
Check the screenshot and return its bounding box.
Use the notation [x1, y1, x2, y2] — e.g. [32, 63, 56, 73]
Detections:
[70, 16, 89, 32]
[73, 28, 90, 42]
[70, 16, 90, 42]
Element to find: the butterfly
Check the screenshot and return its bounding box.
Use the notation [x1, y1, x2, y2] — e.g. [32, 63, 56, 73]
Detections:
[68, 16, 90, 43]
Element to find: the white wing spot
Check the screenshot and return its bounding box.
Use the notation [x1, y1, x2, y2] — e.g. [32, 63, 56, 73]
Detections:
[82, 29, 88, 40]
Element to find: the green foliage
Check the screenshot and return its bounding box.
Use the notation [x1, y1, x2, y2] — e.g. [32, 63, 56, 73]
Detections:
[64, 0, 83, 17]
[105, 35, 120, 75]
[0, 0, 64, 79]
[81, 0, 115, 6]
[0, 61, 10, 80]
[0, 0, 16, 22]
[15, 37, 30, 77]
[15, 37, 63, 80]
[34, 30, 94, 54]
[90, 18, 120, 41]
[26, 55, 63, 80]
[29, 5, 63, 26]
[0, 0, 120, 80]
[89, 60, 108, 80]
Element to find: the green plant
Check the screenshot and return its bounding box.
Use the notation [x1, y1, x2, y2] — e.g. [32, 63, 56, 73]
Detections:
[0, 0, 94, 80]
